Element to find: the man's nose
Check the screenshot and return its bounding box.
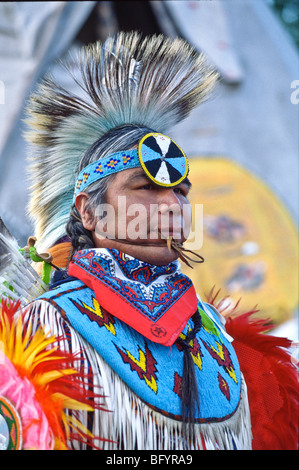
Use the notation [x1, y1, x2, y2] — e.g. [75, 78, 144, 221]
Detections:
[159, 188, 181, 203]
[157, 189, 182, 215]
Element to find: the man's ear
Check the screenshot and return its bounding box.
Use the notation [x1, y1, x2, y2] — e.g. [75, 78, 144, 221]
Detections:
[75, 193, 96, 231]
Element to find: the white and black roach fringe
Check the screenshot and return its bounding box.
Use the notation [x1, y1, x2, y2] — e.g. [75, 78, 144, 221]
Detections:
[25, 31, 218, 251]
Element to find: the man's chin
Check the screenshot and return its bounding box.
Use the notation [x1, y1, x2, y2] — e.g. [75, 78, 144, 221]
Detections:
[93, 234, 181, 265]
[116, 242, 179, 265]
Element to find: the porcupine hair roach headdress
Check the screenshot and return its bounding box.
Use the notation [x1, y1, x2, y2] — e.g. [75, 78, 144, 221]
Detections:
[25, 31, 218, 251]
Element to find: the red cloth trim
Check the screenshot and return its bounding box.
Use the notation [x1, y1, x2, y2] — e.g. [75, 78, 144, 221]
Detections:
[69, 262, 198, 346]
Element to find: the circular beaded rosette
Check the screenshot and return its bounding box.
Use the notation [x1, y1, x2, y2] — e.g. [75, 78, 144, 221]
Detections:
[138, 133, 189, 187]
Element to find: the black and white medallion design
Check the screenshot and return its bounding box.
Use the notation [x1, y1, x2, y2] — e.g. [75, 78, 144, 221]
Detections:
[138, 133, 189, 187]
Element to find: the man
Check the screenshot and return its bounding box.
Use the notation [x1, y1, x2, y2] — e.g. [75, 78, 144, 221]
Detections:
[0, 32, 297, 450]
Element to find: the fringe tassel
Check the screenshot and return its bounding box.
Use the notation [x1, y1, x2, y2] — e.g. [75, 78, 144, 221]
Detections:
[100, 356, 252, 450]
[175, 310, 202, 447]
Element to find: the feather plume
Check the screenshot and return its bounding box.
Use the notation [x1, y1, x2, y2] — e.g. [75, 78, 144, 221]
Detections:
[0, 218, 47, 305]
[207, 289, 298, 450]
[24, 31, 218, 251]
[226, 312, 298, 450]
[0, 300, 109, 449]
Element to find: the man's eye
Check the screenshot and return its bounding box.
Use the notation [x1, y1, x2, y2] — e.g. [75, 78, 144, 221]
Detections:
[138, 184, 153, 190]
[174, 187, 187, 196]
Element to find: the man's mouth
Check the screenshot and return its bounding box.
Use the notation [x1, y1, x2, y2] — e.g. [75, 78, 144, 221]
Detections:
[156, 226, 183, 238]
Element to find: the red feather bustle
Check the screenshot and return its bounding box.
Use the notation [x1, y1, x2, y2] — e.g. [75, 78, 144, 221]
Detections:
[225, 311, 298, 450]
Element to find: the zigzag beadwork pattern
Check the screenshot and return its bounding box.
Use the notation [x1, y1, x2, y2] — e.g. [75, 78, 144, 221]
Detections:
[73, 149, 140, 200]
[38, 279, 241, 422]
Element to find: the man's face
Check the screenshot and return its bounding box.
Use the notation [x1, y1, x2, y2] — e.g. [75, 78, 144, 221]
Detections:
[92, 167, 192, 265]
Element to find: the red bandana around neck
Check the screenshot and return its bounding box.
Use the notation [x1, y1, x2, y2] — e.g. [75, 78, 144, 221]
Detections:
[68, 248, 198, 346]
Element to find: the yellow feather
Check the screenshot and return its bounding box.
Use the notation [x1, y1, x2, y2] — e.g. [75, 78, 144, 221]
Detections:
[37, 368, 76, 387]
[0, 307, 99, 449]
[52, 393, 94, 412]
[65, 415, 94, 438]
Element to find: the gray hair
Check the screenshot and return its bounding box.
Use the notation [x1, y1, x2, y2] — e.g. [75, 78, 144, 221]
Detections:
[66, 124, 154, 254]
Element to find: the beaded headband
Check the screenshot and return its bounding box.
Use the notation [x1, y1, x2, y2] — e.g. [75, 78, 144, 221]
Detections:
[73, 133, 189, 201]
